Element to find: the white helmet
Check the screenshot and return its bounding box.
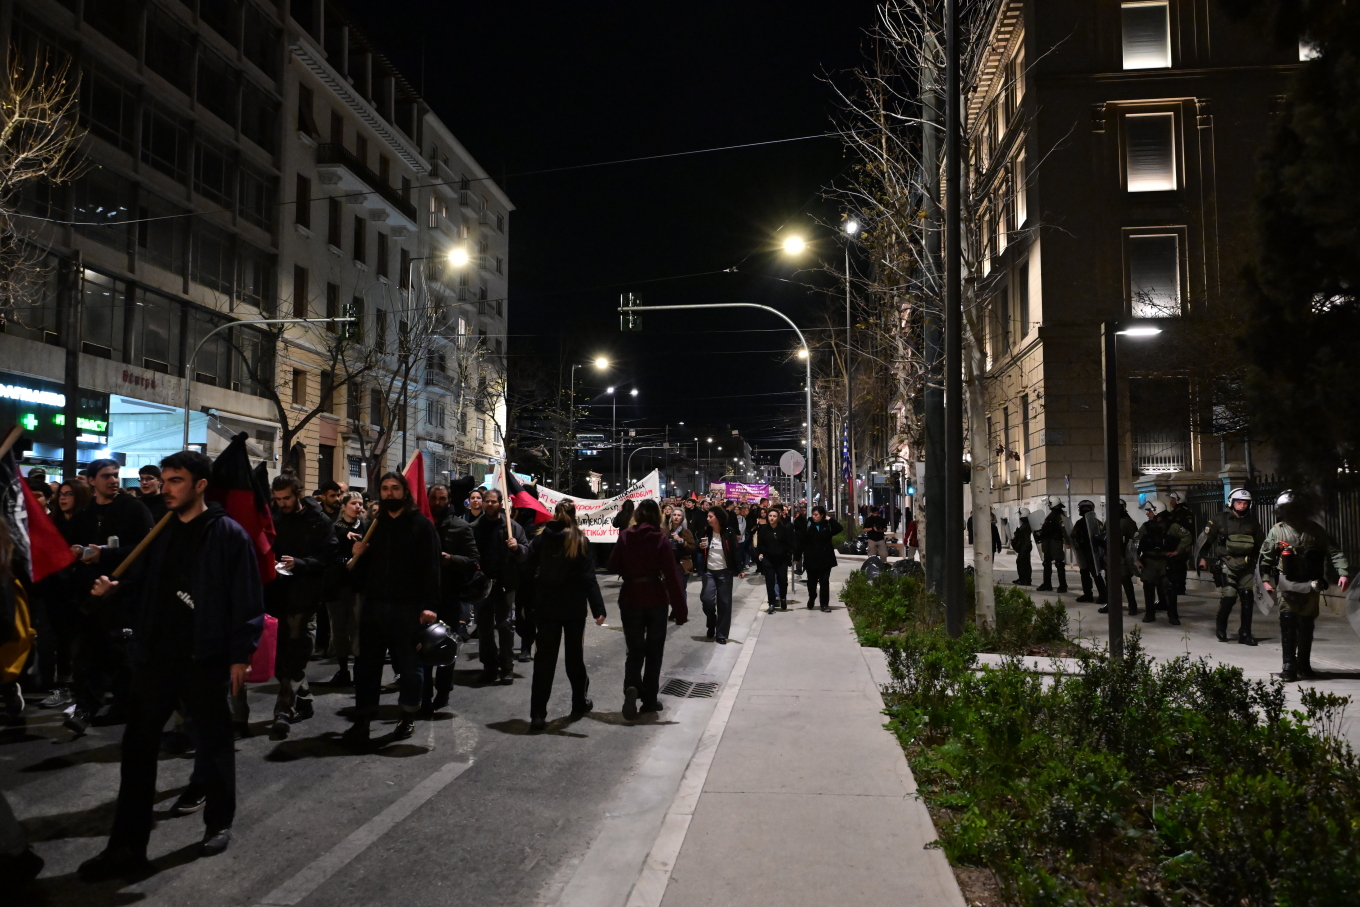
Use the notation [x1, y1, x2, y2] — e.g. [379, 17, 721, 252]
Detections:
[1017, 506, 1031, 518]
[1143, 498, 1166, 515]
[1228, 488, 1252, 505]
[1276, 490, 1292, 507]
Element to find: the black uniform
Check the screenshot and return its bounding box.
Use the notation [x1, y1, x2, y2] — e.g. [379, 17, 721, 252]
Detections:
[799, 517, 842, 610]
[754, 520, 795, 610]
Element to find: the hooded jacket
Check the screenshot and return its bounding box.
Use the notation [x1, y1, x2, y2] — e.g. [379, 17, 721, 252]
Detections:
[527, 520, 606, 621]
[799, 517, 843, 571]
[352, 507, 441, 608]
[609, 522, 687, 622]
[113, 504, 264, 666]
[269, 496, 337, 613]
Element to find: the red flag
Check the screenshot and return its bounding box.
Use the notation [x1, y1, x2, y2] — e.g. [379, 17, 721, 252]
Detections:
[19, 478, 75, 582]
[207, 433, 276, 585]
[505, 470, 552, 524]
[405, 451, 433, 522]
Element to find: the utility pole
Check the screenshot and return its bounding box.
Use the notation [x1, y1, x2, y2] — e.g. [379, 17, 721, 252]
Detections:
[921, 29, 945, 596]
[944, 0, 966, 636]
[61, 251, 82, 481]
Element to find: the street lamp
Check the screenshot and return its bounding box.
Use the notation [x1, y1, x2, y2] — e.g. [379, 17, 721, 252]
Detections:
[782, 235, 806, 255]
[567, 357, 610, 487]
[1102, 319, 1164, 659]
[182, 316, 354, 451]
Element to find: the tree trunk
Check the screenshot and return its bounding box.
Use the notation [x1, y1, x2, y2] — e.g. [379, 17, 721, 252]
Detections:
[964, 296, 995, 629]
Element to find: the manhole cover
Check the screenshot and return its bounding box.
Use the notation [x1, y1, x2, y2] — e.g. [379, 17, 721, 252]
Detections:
[660, 679, 723, 699]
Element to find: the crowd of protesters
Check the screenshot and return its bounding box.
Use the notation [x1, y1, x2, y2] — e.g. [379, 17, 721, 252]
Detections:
[0, 450, 884, 887]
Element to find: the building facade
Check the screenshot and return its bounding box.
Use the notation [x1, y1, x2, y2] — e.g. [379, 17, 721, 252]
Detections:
[2, 0, 509, 488]
[963, 0, 1299, 527]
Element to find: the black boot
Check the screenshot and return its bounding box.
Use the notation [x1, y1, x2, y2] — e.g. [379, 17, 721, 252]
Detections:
[1141, 586, 1157, 622]
[1166, 593, 1181, 625]
[1237, 592, 1258, 645]
[1055, 565, 1068, 593]
[1279, 613, 1299, 681]
[1036, 561, 1053, 592]
[1215, 603, 1231, 642]
[1297, 616, 1317, 679]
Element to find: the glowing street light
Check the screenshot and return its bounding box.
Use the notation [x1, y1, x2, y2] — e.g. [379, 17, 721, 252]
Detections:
[447, 246, 470, 267]
[797, 348, 809, 359]
[782, 236, 806, 255]
[844, 219, 860, 236]
[594, 356, 610, 369]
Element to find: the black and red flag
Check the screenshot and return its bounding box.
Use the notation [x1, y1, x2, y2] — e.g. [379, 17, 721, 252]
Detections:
[504, 470, 552, 524]
[207, 432, 276, 585]
[0, 428, 76, 583]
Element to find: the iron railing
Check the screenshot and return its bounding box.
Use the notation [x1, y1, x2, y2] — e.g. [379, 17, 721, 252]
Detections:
[1185, 474, 1360, 568]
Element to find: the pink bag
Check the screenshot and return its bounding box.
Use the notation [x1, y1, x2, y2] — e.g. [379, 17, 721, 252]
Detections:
[245, 614, 278, 683]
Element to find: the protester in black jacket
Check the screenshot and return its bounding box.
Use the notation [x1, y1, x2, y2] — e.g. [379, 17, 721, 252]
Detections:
[79, 451, 264, 879]
[471, 490, 528, 684]
[754, 508, 795, 611]
[426, 509, 479, 713]
[257, 475, 336, 738]
[698, 508, 745, 643]
[65, 460, 156, 735]
[325, 492, 366, 686]
[345, 472, 441, 748]
[800, 505, 843, 612]
[527, 503, 606, 730]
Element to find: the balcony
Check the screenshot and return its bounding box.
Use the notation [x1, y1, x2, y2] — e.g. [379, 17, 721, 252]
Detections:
[315, 143, 417, 230]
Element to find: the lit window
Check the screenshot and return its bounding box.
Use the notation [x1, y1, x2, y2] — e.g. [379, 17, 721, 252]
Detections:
[1128, 235, 1180, 317]
[1125, 113, 1176, 192]
[1121, 2, 1171, 70]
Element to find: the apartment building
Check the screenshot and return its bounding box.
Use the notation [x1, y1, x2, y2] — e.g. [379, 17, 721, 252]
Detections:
[1, 0, 509, 487]
[965, 0, 1300, 521]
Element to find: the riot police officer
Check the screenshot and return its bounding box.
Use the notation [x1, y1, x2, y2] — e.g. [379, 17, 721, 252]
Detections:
[1258, 490, 1350, 680]
[1010, 507, 1033, 586]
[1034, 501, 1068, 593]
[1196, 488, 1265, 646]
[1071, 500, 1107, 604]
[1137, 499, 1190, 624]
[1166, 492, 1195, 595]
[1099, 501, 1140, 616]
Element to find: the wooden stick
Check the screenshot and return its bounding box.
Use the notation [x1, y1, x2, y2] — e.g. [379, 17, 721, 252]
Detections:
[0, 424, 22, 461]
[110, 511, 174, 580]
[500, 466, 512, 534]
[348, 450, 421, 569]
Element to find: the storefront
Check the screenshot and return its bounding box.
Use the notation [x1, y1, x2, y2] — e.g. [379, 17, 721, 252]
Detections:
[1, 371, 111, 481]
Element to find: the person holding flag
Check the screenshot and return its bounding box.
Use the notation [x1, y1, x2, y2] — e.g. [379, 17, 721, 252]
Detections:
[78, 450, 265, 878]
[504, 471, 551, 662]
[472, 487, 528, 684]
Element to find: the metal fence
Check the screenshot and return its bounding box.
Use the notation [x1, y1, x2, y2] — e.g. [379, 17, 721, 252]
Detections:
[1185, 474, 1360, 568]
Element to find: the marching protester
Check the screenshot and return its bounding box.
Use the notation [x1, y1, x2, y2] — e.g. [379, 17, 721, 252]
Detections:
[698, 506, 743, 642]
[465, 489, 485, 524]
[136, 466, 166, 521]
[1197, 488, 1265, 645]
[78, 451, 264, 878]
[527, 501, 606, 730]
[430, 495, 480, 711]
[800, 504, 842, 612]
[863, 507, 889, 560]
[36, 481, 92, 710]
[326, 491, 367, 685]
[755, 505, 795, 611]
[345, 472, 441, 748]
[65, 459, 156, 736]
[472, 489, 528, 684]
[1259, 490, 1350, 681]
[666, 507, 696, 608]
[315, 480, 344, 521]
[256, 474, 336, 739]
[1, 513, 44, 889]
[610, 500, 686, 719]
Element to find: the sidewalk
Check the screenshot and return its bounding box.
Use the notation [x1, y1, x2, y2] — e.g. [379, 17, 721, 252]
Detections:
[629, 563, 964, 907]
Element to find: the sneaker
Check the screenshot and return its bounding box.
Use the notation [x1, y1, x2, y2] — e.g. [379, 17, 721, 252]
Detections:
[706, 627, 715, 640]
[529, 716, 547, 732]
[820, 606, 830, 613]
[392, 716, 416, 740]
[78, 846, 153, 882]
[717, 636, 728, 644]
[294, 697, 315, 721]
[326, 668, 353, 686]
[623, 686, 639, 721]
[200, 827, 231, 857]
[171, 785, 207, 816]
[39, 687, 73, 710]
[63, 708, 91, 736]
[269, 717, 290, 740]
[640, 700, 664, 714]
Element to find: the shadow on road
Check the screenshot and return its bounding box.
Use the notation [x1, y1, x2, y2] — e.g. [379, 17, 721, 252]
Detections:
[265, 731, 432, 761]
[486, 718, 588, 738]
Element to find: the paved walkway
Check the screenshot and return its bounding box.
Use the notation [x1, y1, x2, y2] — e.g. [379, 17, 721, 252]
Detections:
[623, 562, 964, 907]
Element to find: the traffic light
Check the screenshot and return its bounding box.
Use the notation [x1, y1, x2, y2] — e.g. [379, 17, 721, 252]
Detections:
[620, 292, 642, 332]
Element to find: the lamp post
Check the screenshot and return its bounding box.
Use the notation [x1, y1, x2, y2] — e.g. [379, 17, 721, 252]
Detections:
[617, 300, 815, 509]
[182, 316, 354, 452]
[400, 246, 473, 463]
[567, 356, 609, 488]
[1102, 319, 1162, 659]
[843, 218, 859, 533]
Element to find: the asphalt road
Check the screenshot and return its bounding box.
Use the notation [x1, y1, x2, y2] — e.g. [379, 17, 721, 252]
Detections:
[3, 570, 774, 907]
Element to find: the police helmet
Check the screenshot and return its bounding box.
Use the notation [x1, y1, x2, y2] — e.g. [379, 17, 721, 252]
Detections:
[1017, 506, 1031, 518]
[1143, 498, 1166, 515]
[1048, 499, 1065, 510]
[1167, 492, 1182, 503]
[1228, 488, 1252, 505]
[1276, 490, 1292, 507]
[1077, 499, 1095, 514]
[414, 620, 460, 667]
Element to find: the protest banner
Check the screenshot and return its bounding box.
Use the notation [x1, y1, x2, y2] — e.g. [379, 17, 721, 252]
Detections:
[536, 470, 662, 542]
[708, 481, 772, 502]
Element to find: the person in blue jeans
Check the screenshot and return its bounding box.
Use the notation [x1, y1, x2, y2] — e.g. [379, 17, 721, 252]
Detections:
[699, 508, 745, 643]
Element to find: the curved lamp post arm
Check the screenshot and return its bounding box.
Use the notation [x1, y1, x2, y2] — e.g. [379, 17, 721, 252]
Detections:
[617, 302, 814, 511]
[625, 444, 674, 487]
[182, 316, 354, 452]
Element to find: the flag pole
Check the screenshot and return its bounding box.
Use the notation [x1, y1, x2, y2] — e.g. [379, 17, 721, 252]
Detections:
[349, 450, 421, 568]
[0, 425, 23, 461]
[499, 465, 513, 534]
[84, 511, 175, 610]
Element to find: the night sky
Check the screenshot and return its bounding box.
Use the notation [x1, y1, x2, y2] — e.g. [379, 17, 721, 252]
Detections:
[354, 1, 882, 470]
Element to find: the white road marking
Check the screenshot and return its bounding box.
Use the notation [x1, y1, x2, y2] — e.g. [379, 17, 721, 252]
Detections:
[254, 760, 471, 906]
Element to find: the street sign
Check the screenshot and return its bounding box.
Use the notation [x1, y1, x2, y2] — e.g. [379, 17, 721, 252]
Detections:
[779, 449, 805, 476]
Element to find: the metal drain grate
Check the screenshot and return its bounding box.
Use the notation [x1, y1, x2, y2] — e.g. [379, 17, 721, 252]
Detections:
[659, 679, 723, 699]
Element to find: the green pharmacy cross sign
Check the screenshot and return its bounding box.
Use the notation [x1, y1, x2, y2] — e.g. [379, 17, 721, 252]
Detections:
[0, 372, 111, 451]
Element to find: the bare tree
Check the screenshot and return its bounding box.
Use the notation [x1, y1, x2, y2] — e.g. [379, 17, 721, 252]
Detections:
[826, 0, 1007, 625]
[0, 51, 83, 323]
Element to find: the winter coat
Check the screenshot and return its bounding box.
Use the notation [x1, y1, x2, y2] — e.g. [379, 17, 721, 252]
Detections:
[755, 521, 795, 562]
[527, 520, 606, 622]
[472, 512, 529, 591]
[439, 512, 482, 609]
[800, 518, 843, 572]
[609, 523, 687, 622]
[268, 497, 337, 614]
[351, 508, 441, 609]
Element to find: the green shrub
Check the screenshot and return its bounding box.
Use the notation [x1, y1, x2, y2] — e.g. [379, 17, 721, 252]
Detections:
[879, 630, 1360, 906]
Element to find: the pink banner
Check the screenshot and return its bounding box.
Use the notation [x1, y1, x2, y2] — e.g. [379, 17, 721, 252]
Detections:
[709, 482, 772, 503]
